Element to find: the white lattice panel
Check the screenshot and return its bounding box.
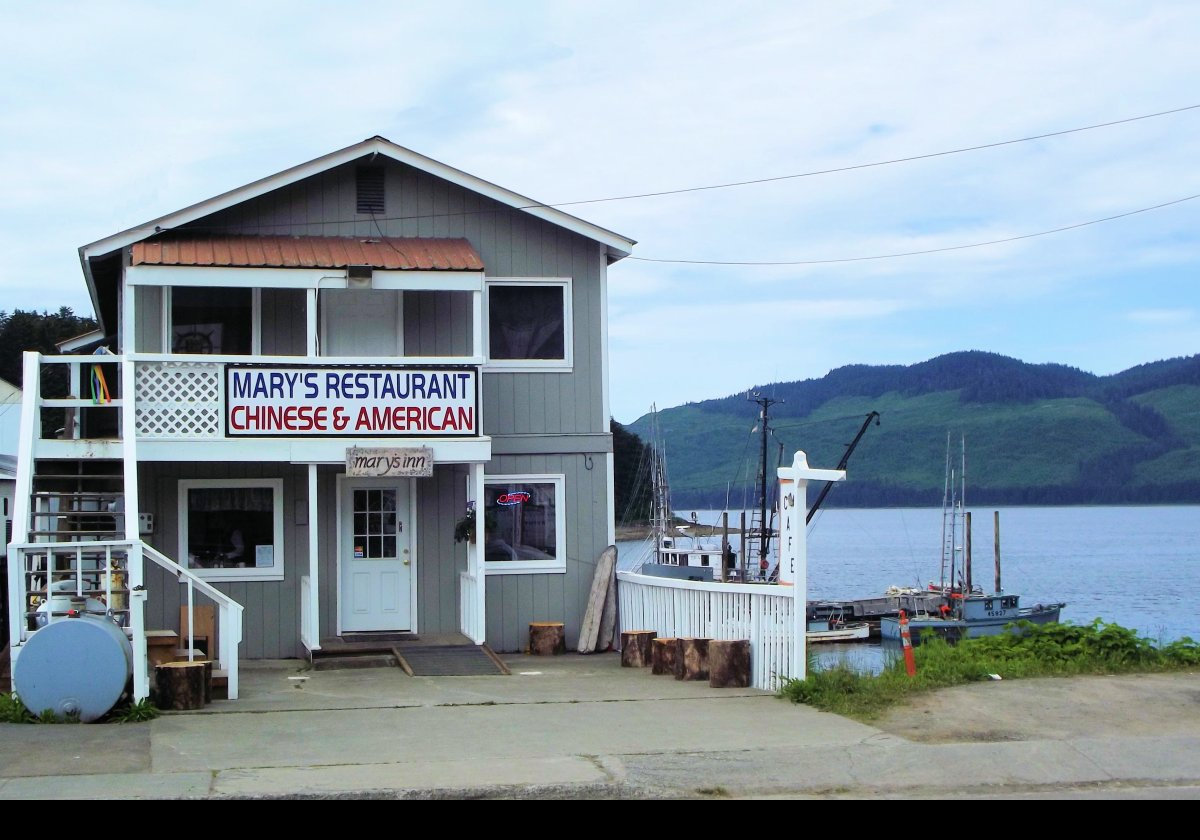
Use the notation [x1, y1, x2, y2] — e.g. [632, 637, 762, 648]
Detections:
[135, 362, 223, 439]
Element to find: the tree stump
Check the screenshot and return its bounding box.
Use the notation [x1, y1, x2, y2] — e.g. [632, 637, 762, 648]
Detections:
[529, 622, 566, 655]
[155, 661, 209, 710]
[674, 637, 710, 681]
[652, 638, 677, 675]
[196, 660, 214, 704]
[620, 631, 656, 667]
[708, 640, 751, 688]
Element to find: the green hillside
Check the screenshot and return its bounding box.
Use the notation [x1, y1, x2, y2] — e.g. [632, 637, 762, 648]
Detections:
[627, 352, 1200, 508]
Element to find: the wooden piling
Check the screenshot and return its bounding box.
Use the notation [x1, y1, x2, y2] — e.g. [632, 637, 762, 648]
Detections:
[994, 510, 1002, 593]
[720, 511, 729, 583]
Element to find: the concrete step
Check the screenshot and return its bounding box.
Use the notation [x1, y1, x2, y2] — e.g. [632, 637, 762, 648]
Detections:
[310, 653, 398, 671]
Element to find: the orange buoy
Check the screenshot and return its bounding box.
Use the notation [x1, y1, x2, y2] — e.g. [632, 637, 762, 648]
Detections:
[898, 609, 917, 677]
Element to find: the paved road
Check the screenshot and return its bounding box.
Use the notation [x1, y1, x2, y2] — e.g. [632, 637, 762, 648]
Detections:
[2, 656, 1197, 798]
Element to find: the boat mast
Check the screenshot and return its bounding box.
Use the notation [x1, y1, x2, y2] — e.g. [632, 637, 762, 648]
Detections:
[940, 433, 952, 592]
[649, 405, 673, 565]
[748, 392, 781, 577]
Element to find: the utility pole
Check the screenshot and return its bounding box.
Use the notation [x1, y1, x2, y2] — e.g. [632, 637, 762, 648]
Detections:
[748, 392, 781, 575]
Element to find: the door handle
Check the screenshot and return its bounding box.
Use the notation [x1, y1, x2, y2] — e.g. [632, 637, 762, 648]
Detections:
[403, 548, 410, 565]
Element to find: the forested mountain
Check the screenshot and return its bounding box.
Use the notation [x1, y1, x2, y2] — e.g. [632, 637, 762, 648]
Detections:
[626, 351, 1200, 508]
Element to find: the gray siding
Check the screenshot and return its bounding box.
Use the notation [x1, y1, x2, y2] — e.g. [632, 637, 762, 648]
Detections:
[260, 288, 306, 355]
[139, 461, 470, 658]
[404, 291, 472, 357]
[185, 158, 607, 436]
[483, 452, 609, 652]
[137, 461, 306, 659]
[130, 155, 616, 656]
[134, 285, 163, 353]
[316, 464, 467, 640]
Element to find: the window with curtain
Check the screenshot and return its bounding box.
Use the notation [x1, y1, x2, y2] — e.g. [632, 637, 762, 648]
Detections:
[179, 479, 283, 580]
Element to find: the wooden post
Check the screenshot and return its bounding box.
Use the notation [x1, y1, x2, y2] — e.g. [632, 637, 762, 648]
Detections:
[720, 512, 729, 583]
[964, 511, 972, 593]
[708, 640, 751, 688]
[155, 661, 208, 710]
[529, 622, 566, 655]
[620, 630, 656, 667]
[739, 511, 747, 582]
[994, 510, 1002, 594]
[674, 637, 710, 681]
[652, 637, 677, 675]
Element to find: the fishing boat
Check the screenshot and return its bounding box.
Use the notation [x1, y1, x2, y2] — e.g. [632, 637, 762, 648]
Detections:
[635, 405, 738, 581]
[807, 607, 871, 643]
[880, 592, 1064, 643]
[880, 436, 1065, 644]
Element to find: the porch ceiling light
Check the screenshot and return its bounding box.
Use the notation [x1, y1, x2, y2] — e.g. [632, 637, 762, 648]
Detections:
[347, 264, 373, 288]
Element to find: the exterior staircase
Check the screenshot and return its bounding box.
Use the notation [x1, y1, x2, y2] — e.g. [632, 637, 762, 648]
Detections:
[6, 352, 243, 702]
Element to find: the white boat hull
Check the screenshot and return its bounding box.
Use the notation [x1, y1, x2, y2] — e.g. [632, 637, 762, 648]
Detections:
[806, 622, 870, 643]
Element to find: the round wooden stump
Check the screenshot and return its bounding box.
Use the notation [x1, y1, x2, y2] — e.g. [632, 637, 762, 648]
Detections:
[708, 640, 751, 688]
[620, 631, 656, 667]
[529, 621, 566, 655]
[652, 638, 677, 675]
[674, 637, 711, 681]
[155, 661, 209, 710]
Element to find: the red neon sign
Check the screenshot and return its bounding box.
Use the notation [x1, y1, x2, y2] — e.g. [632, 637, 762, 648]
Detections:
[496, 492, 530, 506]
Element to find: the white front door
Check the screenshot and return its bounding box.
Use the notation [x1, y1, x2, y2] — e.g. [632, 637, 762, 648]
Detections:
[340, 478, 413, 632]
[322, 289, 403, 356]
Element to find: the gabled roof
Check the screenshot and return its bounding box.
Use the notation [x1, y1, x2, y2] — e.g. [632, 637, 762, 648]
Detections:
[80, 136, 636, 262]
[132, 235, 484, 271]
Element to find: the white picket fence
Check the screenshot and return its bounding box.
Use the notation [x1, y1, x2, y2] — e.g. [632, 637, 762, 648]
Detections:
[616, 571, 800, 691]
[459, 570, 484, 643]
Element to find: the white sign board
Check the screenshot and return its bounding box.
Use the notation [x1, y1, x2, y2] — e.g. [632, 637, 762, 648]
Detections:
[225, 365, 478, 437]
[346, 446, 434, 478]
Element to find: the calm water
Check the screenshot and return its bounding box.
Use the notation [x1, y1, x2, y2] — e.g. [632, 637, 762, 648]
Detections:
[617, 505, 1200, 670]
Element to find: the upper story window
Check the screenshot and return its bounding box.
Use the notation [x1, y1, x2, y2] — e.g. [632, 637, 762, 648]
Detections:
[172, 287, 253, 355]
[485, 278, 572, 372]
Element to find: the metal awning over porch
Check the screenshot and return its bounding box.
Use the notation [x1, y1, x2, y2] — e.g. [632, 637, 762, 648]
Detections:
[131, 235, 484, 272]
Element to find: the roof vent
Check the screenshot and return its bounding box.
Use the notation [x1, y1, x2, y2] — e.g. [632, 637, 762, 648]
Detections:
[356, 167, 385, 214]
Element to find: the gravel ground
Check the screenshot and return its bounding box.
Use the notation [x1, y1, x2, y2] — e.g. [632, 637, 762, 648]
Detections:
[873, 671, 1200, 743]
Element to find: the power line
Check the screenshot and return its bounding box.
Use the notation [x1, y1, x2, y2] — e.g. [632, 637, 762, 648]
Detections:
[542, 103, 1200, 208]
[627, 191, 1200, 266]
[166, 103, 1200, 234]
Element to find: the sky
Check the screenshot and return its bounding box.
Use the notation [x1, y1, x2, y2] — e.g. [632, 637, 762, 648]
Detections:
[2, 1, 1198, 423]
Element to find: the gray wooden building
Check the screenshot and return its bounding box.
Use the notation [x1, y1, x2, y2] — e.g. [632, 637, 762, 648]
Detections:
[8, 137, 635, 688]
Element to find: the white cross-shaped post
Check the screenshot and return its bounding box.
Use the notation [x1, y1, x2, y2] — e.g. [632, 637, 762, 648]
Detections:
[777, 451, 845, 682]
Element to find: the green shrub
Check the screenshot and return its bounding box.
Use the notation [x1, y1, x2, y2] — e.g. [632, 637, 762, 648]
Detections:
[780, 619, 1198, 720]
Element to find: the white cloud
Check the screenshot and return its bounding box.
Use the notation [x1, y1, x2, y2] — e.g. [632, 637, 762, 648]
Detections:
[1127, 308, 1195, 324]
[1, 1, 1198, 418]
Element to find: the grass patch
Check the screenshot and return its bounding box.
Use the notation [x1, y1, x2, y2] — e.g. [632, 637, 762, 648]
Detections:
[779, 620, 1200, 721]
[0, 693, 35, 724]
[0, 693, 160, 724]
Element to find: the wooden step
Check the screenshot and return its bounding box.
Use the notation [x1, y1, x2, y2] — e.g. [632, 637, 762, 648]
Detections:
[145, 630, 179, 647]
[211, 669, 228, 701]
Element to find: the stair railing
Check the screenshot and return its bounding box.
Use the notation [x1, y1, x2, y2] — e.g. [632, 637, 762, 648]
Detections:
[141, 543, 244, 700]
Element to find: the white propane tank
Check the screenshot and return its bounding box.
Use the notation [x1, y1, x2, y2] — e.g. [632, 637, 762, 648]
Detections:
[13, 614, 133, 722]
